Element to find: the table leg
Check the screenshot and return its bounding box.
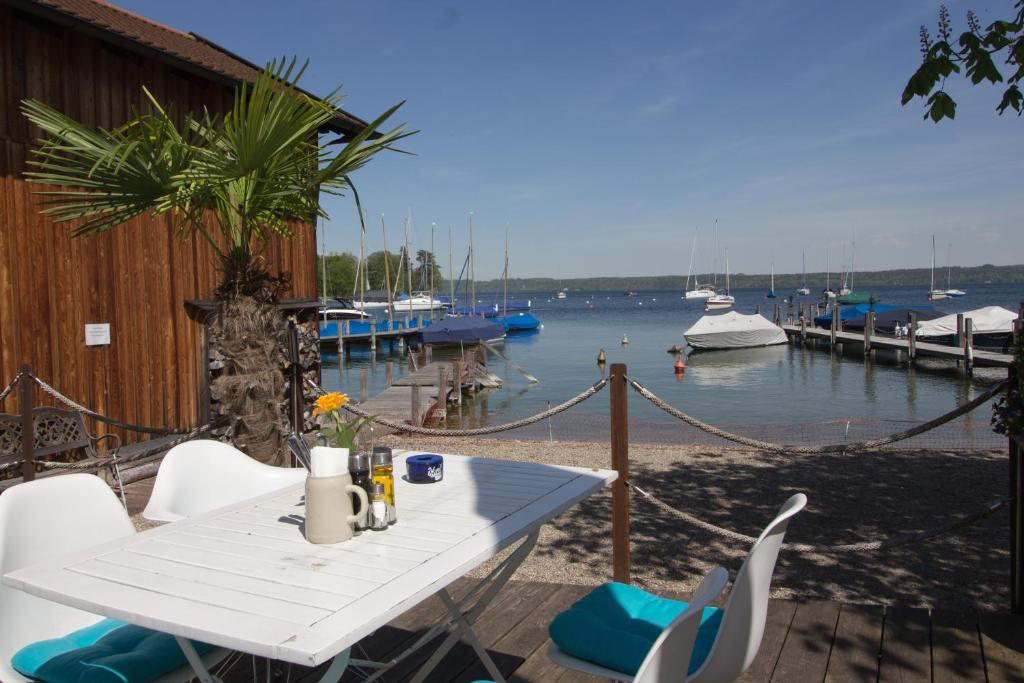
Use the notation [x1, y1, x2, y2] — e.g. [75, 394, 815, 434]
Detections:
[175, 637, 222, 683]
[316, 648, 351, 683]
[405, 529, 540, 683]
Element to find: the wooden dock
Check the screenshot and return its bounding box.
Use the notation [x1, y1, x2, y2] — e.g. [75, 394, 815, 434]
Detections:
[781, 324, 1014, 368]
[204, 576, 1023, 682]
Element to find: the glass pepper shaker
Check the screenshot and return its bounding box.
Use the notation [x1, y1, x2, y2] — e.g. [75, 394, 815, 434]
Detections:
[347, 452, 372, 531]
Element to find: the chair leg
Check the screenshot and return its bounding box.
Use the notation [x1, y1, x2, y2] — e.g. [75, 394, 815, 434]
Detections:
[109, 459, 127, 510]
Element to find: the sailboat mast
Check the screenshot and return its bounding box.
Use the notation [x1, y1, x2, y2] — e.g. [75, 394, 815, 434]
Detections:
[381, 215, 393, 314]
[503, 227, 509, 316]
[469, 212, 476, 316]
[947, 242, 952, 290]
[931, 234, 936, 291]
[850, 241, 855, 292]
[685, 230, 697, 292]
[713, 219, 719, 288]
[430, 223, 436, 322]
[404, 216, 413, 317]
[802, 252, 806, 288]
[725, 248, 730, 294]
[826, 249, 830, 291]
[449, 226, 455, 310]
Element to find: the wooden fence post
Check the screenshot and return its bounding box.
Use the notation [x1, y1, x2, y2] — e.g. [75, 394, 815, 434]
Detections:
[863, 310, 873, 356]
[360, 367, 369, 402]
[20, 364, 34, 482]
[964, 318, 974, 376]
[1010, 361, 1023, 613]
[385, 360, 394, 388]
[609, 363, 631, 584]
[830, 302, 838, 345]
[411, 384, 421, 427]
[908, 312, 917, 361]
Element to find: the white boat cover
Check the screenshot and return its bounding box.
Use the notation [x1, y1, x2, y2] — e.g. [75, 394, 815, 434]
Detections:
[684, 311, 788, 349]
[916, 306, 1018, 337]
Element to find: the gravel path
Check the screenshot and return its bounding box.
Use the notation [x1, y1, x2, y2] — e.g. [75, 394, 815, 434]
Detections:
[382, 435, 1009, 610]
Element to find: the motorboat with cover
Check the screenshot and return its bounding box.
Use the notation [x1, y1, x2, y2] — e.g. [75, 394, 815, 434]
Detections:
[496, 312, 541, 333]
[413, 317, 506, 346]
[683, 311, 788, 350]
[915, 305, 1019, 349]
[813, 303, 932, 328]
[842, 308, 942, 334]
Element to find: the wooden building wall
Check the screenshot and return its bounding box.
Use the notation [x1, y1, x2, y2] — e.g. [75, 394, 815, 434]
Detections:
[0, 5, 317, 431]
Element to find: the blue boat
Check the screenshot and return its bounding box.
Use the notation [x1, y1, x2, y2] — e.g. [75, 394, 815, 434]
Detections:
[414, 317, 505, 345]
[496, 312, 541, 333]
[813, 304, 933, 329]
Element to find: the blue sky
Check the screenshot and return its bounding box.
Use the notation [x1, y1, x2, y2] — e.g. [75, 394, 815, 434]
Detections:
[120, 0, 1023, 279]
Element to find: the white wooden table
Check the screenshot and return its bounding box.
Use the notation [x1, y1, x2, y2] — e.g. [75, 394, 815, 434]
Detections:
[4, 451, 616, 682]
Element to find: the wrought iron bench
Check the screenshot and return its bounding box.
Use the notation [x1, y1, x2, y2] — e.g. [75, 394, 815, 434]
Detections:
[0, 407, 125, 504]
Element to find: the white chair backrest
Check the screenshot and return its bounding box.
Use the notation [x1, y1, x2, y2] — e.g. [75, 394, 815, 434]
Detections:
[0, 474, 136, 683]
[143, 440, 306, 522]
[690, 493, 807, 683]
[634, 566, 729, 683]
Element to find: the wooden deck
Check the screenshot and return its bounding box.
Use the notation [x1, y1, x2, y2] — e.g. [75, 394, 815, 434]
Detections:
[780, 324, 1014, 368]
[207, 577, 1023, 682]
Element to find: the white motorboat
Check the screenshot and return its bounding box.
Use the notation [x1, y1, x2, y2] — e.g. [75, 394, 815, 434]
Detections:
[685, 285, 717, 299]
[943, 243, 966, 297]
[916, 305, 1018, 340]
[945, 288, 966, 297]
[319, 298, 372, 321]
[556, 289, 567, 300]
[393, 291, 448, 312]
[684, 311, 788, 350]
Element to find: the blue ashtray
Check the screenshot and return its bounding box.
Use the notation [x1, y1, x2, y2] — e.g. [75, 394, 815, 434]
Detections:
[406, 454, 444, 483]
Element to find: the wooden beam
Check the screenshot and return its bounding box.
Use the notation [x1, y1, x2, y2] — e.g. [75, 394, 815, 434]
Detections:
[609, 363, 631, 584]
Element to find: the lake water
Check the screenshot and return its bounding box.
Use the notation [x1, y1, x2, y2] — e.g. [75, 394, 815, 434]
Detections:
[322, 283, 1023, 447]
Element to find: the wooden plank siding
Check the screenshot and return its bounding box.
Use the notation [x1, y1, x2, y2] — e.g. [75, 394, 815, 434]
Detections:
[0, 4, 317, 434]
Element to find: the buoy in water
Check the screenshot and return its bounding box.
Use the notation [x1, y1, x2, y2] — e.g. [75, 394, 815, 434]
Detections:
[597, 349, 607, 364]
[621, 335, 629, 345]
[674, 357, 686, 372]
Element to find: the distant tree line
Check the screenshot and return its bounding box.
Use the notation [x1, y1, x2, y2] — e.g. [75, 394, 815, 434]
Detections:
[464, 264, 1024, 294]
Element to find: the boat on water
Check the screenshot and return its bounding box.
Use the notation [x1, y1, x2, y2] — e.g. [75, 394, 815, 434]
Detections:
[414, 317, 506, 346]
[943, 243, 967, 297]
[797, 253, 810, 295]
[682, 229, 716, 299]
[927, 235, 947, 301]
[497, 312, 541, 332]
[494, 229, 542, 333]
[705, 249, 734, 310]
[394, 290, 448, 312]
[683, 310, 787, 350]
[842, 307, 942, 334]
[766, 262, 777, 298]
[556, 290, 567, 300]
[915, 305, 1018, 350]
[319, 298, 372, 321]
[837, 291, 879, 305]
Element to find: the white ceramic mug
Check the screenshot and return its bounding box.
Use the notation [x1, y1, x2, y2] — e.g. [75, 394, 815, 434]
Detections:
[304, 471, 369, 544]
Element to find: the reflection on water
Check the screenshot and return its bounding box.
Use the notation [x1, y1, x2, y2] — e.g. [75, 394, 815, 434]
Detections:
[683, 346, 788, 388]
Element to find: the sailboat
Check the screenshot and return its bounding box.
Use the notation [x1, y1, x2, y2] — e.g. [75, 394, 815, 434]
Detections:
[944, 242, 966, 297]
[683, 228, 715, 299]
[706, 249, 734, 309]
[823, 249, 836, 299]
[496, 228, 541, 333]
[797, 252, 810, 295]
[927, 235, 947, 301]
[765, 262, 777, 299]
[836, 240, 877, 304]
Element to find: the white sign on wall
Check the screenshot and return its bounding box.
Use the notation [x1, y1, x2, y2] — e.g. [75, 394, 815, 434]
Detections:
[84, 323, 111, 346]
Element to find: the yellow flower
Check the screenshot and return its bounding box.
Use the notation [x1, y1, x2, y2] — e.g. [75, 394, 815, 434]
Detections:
[313, 392, 349, 415]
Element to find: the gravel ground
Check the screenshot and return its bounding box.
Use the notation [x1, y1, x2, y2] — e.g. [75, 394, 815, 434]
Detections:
[381, 435, 1009, 610]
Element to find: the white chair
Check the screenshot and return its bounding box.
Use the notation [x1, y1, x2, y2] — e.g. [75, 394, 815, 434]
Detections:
[0, 474, 226, 683]
[143, 439, 307, 522]
[549, 493, 807, 683]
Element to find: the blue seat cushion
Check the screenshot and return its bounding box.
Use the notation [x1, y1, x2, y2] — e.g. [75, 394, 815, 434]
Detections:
[549, 582, 722, 676]
[12, 618, 214, 683]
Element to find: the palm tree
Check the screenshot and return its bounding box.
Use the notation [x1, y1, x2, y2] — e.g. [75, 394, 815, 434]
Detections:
[20, 58, 412, 463]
